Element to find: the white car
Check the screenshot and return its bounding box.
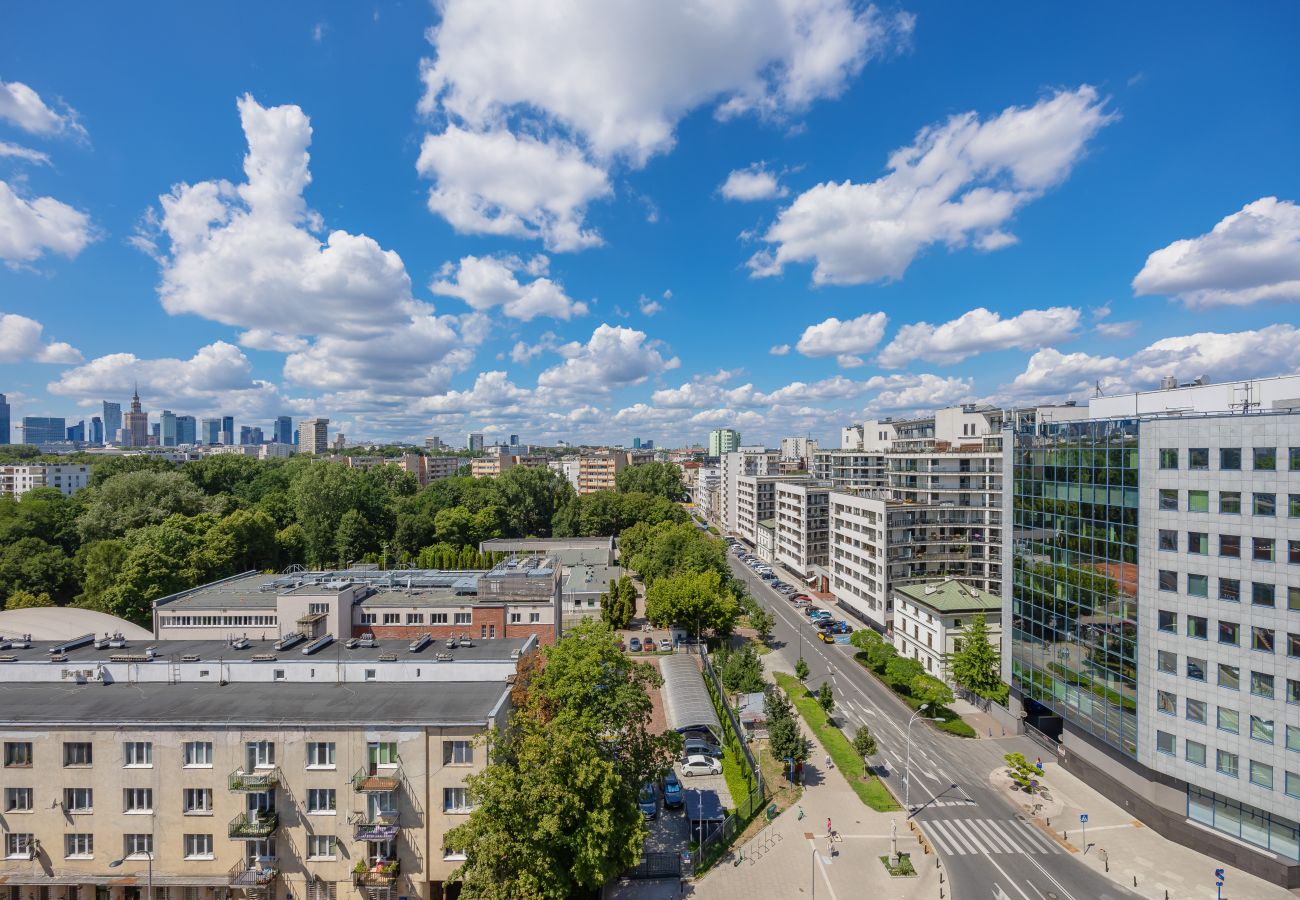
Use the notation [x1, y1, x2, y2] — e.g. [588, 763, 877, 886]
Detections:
[680, 754, 723, 777]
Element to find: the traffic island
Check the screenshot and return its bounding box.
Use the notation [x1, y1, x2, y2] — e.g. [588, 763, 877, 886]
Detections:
[878, 853, 917, 877]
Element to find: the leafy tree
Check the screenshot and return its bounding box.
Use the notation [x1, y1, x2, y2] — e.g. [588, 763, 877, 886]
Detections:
[74, 539, 129, 608]
[434, 506, 474, 548]
[494, 466, 573, 538]
[950, 614, 1005, 701]
[86, 454, 177, 488]
[817, 680, 835, 717]
[643, 569, 738, 637]
[910, 674, 954, 710]
[0, 536, 75, 601]
[615, 461, 685, 500]
[183, 454, 263, 497]
[885, 656, 925, 692]
[852, 725, 877, 762]
[207, 508, 279, 572]
[78, 470, 207, 541]
[334, 509, 376, 566]
[716, 644, 764, 694]
[795, 657, 809, 681]
[748, 606, 774, 640]
[764, 687, 807, 766]
[4, 589, 53, 610]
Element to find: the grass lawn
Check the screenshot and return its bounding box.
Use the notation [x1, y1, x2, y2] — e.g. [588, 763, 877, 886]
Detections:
[774, 672, 899, 812]
[879, 853, 917, 876]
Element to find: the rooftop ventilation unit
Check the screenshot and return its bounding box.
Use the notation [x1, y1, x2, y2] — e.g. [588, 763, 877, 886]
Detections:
[47, 633, 96, 655]
[378, 652, 397, 662]
[345, 638, 359, 649]
[230, 637, 250, 650]
[301, 635, 334, 655]
[274, 632, 305, 652]
[251, 653, 277, 661]
[357, 634, 376, 648]
[408, 634, 432, 653]
[181, 654, 200, 662]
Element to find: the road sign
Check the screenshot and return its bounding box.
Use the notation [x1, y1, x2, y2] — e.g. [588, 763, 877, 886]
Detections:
[1079, 813, 1088, 823]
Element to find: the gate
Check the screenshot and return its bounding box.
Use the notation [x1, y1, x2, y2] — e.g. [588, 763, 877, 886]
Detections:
[622, 851, 683, 880]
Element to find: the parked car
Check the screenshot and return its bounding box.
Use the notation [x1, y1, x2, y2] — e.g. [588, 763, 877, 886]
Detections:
[642, 637, 656, 652]
[680, 755, 723, 777]
[809, 610, 833, 621]
[817, 630, 836, 643]
[616, 638, 626, 651]
[793, 598, 813, 609]
[638, 782, 658, 818]
[804, 606, 824, 617]
[792, 594, 811, 602]
[827, 620, 853, 634]
[661, 771, 684, 809]
[629, 637, 643, 652]
[683, 737, 723, 758]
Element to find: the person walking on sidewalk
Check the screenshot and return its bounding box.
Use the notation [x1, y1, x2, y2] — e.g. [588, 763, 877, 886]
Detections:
[826, 817, 832, 837]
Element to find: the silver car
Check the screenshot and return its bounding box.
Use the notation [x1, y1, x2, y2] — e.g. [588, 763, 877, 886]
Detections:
[680, 754, 723, 777]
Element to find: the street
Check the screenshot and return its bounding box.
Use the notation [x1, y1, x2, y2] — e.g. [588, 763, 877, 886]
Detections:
[730, 555, 1140, 900]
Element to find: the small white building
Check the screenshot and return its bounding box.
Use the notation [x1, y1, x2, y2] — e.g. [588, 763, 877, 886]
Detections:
[0, 463, 91, 498]
[891, 578, 1001, 683]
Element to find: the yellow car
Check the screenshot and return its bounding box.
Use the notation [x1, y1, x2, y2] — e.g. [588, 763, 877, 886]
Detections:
[817, 630, 835, 643]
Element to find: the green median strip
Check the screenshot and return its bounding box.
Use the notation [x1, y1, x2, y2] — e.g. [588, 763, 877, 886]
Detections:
[773, 672, 899, 812]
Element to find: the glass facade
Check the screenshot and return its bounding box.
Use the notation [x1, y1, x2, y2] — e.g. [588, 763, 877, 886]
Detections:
[1188, 786, 1300, 862]
[1010, 419, 1140, 755]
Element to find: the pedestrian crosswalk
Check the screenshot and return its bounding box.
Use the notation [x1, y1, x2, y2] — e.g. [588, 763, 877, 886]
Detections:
[923, 799, 976, 808]
[923, 817, 1063, 856]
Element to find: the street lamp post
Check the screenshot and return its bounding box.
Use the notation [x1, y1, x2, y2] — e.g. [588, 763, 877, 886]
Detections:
[811, 845, 817, 899]
[108, 850, 152, 900]
[904, 703, 942, 810]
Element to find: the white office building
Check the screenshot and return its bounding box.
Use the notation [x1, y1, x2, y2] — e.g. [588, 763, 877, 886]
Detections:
[0, 464, 91, 498]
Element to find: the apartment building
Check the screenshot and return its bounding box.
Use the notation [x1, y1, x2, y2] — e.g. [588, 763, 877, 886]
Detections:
[778, 436, 818, 462]
[566, 450, 651, 494]
[828, 490, 890, 626]
[300, 419, 329, 456]
[891, 578, 1001, 683]
[1004, 388, 1300, 886]
[469, 451, 548, 479]
[774, 480, 831, 580]
[0, 464, 91, 498]
[707, 429, 740, 457]
[720, 448, 780, 537]
[812, 449, 886, 492]
[398, 455, 460, 486]
[0, 631, 523, 900]
[733, 473, 809, 548]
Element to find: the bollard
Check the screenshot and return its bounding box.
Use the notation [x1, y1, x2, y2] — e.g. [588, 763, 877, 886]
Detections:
[939, 870, 944, 882]
[1133, 876, 1137, 888]
[1064, 831, 1068, 842]
[988, 728, 992, 737]
[1046, 817, 1050, 827]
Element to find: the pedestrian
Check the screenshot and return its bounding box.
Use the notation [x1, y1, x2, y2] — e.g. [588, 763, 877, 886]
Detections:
[825, 754, 833, 770]
[1035, 756, 1043, 772]
[826, 817, 832, 836]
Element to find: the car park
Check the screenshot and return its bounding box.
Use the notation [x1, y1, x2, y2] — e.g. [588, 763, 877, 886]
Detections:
[629, 637, 642, 652]
[680, 754, 723, 777]
[683, 737, 723, 758]
[638, 782, 658, 818]
[661, 770, 684, 809]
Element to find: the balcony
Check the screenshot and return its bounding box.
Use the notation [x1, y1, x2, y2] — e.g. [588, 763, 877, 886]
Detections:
[353, 766, 402, 793]
[350, 811, 400, 841]
[229, 768, 280, 792]
[229, 809, 279, 840]
[353, 861, 400, 887]
[229, 858, 278, 887]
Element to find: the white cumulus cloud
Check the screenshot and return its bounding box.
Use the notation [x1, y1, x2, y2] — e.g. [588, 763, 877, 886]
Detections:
[720, 164, 788, 201]
[1132, 197, 1300, 307]
[538, 323, 679, 395]
[0, 142, 50, 165]
[749, 86, 1114, 284]
[0, 313, 82, 364]
[769, 344, 791, 356]
[0, 180, 94, 266]
[795, 311, 888, 357]
[431, 254, 589, 320]
[0, 80, 85, 139]
[876, 305, 1080, 367]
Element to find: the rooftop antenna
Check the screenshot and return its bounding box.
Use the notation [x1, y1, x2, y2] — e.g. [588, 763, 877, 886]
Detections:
[1230, 381, 1259, 415]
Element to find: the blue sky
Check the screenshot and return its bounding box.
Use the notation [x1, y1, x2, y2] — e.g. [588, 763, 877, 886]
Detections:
[2, 1, 1299, 447]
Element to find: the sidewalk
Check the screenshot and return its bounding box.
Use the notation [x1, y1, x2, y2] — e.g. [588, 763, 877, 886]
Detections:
[688, 657, 941, 900]
[1019, 759, 1295, 899]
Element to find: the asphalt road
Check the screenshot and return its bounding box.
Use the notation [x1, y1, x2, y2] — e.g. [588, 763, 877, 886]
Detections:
[729, 554, 1139, 900]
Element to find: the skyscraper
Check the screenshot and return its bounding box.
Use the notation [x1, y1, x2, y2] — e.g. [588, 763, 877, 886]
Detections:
[66, 421, 85, 442]
[175, 415, 196, 445]
[249, 426, 263, 444]
[632, 437, 642, 449]
[0, 393, 9, 445]
[20, 416, 66, 445]
[89, 416, 103, 445]
[708, 428, 741, 456]
[273, 415, 293, 445]
[101, 401, 121, 444]
[467, 433, 485, 452]
[300, 418, 329, 455]
[201, 418, 221, 445]
[221, 415, 234, 445]
[160, 410, 177, 447]
[239, 425, 252, 445]
[122, 386, 149, 447]
[509, 434, 519, 446]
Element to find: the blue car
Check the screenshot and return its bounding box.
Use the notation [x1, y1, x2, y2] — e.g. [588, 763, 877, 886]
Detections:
[629, 637, 642, 652]
[828, 620, 853, 635]
[662, 771, 684, 809]
[638, 782, 658, 818]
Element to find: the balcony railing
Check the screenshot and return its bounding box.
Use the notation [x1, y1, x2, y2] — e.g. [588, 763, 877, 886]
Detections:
[228, 858, 278, 887]
[229, 809, 279, 840]
[353, 861, 400, 887]
[349, 810, 400, 841]
[229, 768, 280, 792]
[353, 766, 402, 793]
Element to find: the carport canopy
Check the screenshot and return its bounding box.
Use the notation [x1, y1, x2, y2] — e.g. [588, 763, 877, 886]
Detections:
[659, 653, 723, 743]
[684, 788, 726, 822]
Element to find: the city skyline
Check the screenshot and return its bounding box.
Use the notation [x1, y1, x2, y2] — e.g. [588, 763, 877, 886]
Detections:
[2, 3, 1299, 447]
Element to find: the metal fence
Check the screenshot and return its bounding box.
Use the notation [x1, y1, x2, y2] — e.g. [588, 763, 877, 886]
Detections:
[622, 851, 682, 880]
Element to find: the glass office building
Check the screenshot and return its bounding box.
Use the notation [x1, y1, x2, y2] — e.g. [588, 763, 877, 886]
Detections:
[1009, 418, 1140, 756]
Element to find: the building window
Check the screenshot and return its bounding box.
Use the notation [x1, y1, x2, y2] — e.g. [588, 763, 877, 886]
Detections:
[307, 835, 335, 860]
[431, 613, 448, 624]
[1289, 633, 1300, 658]
[246, 741, 275, 769]
[183, 834, 213, 859]
[1219, 578, 1240, 603]
[1218, 621, 1239, 646]
[124, 742, 152, 767]
[443, 740, 473, 766]
[1157, 650, 1177, 673]
[1249, 760, 1274, 790]
[1292, 586, 1300, 611]
[1159, 448, 1179, 469]
[406, 613, 424, 625]
[1189, 448, 1209, 470]
[1187, 574, 1208, 598]
[1185, 740, 1207, 767]
[306, 788, 336, 814]
[183, 788, 212, 814]
[306, 742, 336, 768]
[63, 742, 92, 767]
[4, 833, 35, 858]
[1250, 716, 1275, 744]
[4, 742, 32, 767]
[1253, 493, 1276, 516]
[1219, 535, 1240, 558]
[361, 613, 376, 625]
[368, 741, 398, 767]
[454, 612, 471, 625]
[1215, 750, 1239, 778]
[1252, 627, 1275, 653]
[529, 612, 541, 623]
[124, 787, 153, 813]
[1217, 706, 1240, 734]
[1290, 541, 1300, 565]
[1217, 664, 1239, 690]
[1157, 529, 1177, 551]
[64, 834, 93, 859]
[1291, 494, 1300, 518]
[4, 787, 32, 812]
[443, 787, 472, 812]
[1158, 489, 1178, 511]
[1220, 491, 1241, 514]
[1251, 671, 1275, 698]
[1187, 657, 1206, 681]
[1253, 447, 1277, 471]
[1185, 698, 1206, 724]
[1252, 582, 1275, 607]
[1158, 570, 1177, 592]
[309, 602, 330, 615]
[1187, 615, 1208, 640]
[64, 787, 92, 812]
[1158, 609, 1177, 632]
[124, 834, 153, 858]
[183, 742, 212, 767]
[365, 669, 377, 681]
[1220, 447, 1242, 470]
[1290, 679, 1300, 705]
[1287, 772, 1300, 800]
[509, 612, 521, 623]
[1253, 537, 1275, 562]
[1155, 731, 1176, 755]
[1156, 690, 1176, 715]
[1188, 491, 1209, 513]
[383, 613, 401, 625]
[274, 669, 286, 681]
[1288, 724, 1300, 753]
[1188, 531, 1209, 554]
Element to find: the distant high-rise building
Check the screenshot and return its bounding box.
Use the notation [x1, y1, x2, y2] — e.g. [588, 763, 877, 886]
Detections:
[467, 433, 485, 452]
[159, 410, 177, 447]
[221, 415, 234, 446]
[509, 434, 519, 446]
[67, 420, 85, 442]
[708, 428, 741, 457]
[273, 415, 293, 445]
[0, 393, 9, 445]
[300, 418, 329, 455]
[151, 423, 161, 442]
[122, 386, 149, 447]
[239, 425, 252, 445]
[249, 426, 263, 444]
[175, 415, 196, 445]
[201, 418, 221, 445]
[426, 436, 442, 450]
[101, 401, 122, 444]
[89, 416, 103, 445]
[293, 429, 299, 445]
[632, 437, 642, 449]
[20, 416, 66, 445]
[642, 439, 654, 450]
[333, 432, 346, 450]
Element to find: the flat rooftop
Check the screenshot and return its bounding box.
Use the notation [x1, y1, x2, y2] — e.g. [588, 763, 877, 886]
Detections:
[893, 578, 1000, 614]
[0, 680, 511, 726]
[562, 563, 622, 593]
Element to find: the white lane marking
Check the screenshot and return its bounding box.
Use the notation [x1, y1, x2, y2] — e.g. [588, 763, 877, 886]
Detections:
[1014, 819, 1061, 854]
[935, 819, 980, 855]
[951, 818, 994, 854]
[983, 855, 1037, 900]
[979, 819, 1021, 854]
[923, 819, 958, 854]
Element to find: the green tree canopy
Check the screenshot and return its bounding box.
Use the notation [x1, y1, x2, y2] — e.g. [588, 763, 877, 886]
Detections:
[4, 588, 54, 610]
[614, 461, 685, 500]
[950, 614, 1005, 701]
[852, 725, 877, 761]
[911, 674, 955, 710]
[643, 569, 738, 637]
[78, 470, 207, 541]
[494, 466, 574, 538]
